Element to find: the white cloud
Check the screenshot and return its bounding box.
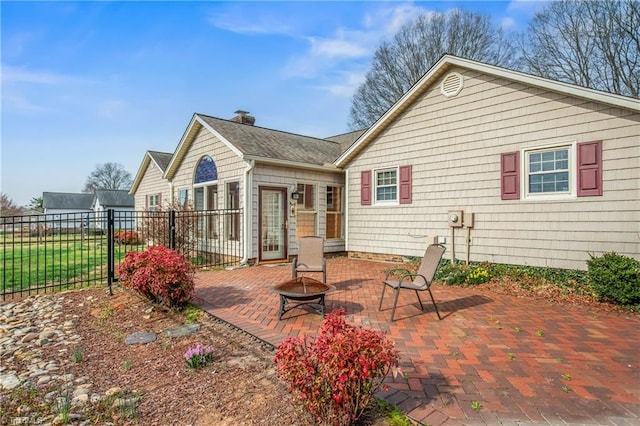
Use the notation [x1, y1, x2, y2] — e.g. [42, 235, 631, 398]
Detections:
[307, 35, 369, 59]
[501, 17, 517, 30]
[321, 71, 367, 98]
[1, 64, 66, 85]
[206, 9, 297, 36]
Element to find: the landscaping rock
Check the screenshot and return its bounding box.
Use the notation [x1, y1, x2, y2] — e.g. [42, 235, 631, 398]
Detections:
[124, 331, 157, 345]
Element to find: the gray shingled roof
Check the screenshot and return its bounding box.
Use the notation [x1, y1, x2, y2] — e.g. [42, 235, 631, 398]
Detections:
[197, 114, 344, 165]
[42, 192, 94, 210]
[325, 129, 367, 153]
[94, 189, 134, 207]
[148, 150, 172, 172]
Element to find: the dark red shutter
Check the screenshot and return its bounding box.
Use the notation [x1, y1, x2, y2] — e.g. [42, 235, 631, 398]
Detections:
[399, 165, 412, 204]
[501, 152, 520, 200]
[145, 195, 148, 210]
[158, 193, 162, 208]
[577, 141, 603, 197]
[361, 170, 371, 205]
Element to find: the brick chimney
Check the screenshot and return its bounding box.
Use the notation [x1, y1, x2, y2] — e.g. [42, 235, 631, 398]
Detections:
[230, 110, 255, 126]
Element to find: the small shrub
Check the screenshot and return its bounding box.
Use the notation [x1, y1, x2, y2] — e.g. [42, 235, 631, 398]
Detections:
[587, 252, 640, 305]
[114, 230, 140, 245]
[436, 262, 469, 285]
[184, 342, 215, 369]
[118, 245, 195, 307]
[274, 309, 400, 426]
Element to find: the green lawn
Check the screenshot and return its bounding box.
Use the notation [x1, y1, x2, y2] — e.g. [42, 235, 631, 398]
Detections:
[1, 234, 134, 293]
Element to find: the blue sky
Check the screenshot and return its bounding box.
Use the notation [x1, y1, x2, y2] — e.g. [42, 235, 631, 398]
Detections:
[1, 1, 545, 207]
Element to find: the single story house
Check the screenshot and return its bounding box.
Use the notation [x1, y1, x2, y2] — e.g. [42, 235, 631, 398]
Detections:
[131, 55, 639, 270]
[92, 189, 135, 230]
[130, 111, 362, 263]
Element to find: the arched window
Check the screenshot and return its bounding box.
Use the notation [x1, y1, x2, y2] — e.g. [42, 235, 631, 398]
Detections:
[194, 156, 218, 184]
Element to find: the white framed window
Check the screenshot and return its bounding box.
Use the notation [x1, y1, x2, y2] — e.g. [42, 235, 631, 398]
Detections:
[326, 186, 343, 239]
[296, 183, 317, 238]
[523, 143, 575, 199]
[178, 189, 188, 206]
[375, 167, 398, 204]
[148, 194, 160, 211]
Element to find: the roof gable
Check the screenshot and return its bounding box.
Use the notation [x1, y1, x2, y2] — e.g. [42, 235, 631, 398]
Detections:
[130, 150, 173, 194]
[164, 113, 345, 179]
[335, 55, 640, 167]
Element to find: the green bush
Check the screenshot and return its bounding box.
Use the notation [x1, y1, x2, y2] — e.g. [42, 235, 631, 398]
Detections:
[434, 260, 468, 285]
[587, 252, 640, 305]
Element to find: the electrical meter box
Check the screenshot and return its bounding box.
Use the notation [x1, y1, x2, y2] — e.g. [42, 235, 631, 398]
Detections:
[463, 212, 475, 228]
[448, 210, 463, 227]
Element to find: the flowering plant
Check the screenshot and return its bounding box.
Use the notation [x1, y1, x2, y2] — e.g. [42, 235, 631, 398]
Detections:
[184, 342, 215, 369]
[466, 266, 490, 285]
[118, 245, 195, 307]
[114, 230, 140, 245]
[274, 309, 400, 425]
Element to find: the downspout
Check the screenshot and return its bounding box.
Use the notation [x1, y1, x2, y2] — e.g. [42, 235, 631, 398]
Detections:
[240, 159, 255, 265]
[344, 169, 349, 252]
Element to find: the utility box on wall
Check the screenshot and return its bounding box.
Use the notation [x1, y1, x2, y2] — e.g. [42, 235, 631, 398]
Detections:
[463, 212, 474, 228]
[448, 210, 463, 227]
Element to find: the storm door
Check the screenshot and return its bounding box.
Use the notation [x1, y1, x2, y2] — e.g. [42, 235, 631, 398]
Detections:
[259, 187, 287, 261]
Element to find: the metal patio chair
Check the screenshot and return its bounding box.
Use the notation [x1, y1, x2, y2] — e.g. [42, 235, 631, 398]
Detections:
[292, 236, 326, 283]
[379, 243, 446, 322]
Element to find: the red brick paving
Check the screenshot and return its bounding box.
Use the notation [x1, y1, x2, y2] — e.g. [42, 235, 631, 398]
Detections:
[194, 258, 640, 425]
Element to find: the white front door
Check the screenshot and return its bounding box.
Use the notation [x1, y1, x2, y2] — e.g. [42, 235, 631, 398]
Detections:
[259, 187, 287, 261]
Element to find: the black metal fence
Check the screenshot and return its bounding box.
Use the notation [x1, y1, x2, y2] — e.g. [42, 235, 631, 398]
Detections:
[1, 208, 243, 300]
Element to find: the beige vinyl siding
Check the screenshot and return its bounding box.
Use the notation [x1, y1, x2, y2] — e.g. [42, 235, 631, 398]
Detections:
[346, 67, 640, 270]
[252, 164, 344, 257]
[170, 127, 246, 206]
[134, 161, 169, 210]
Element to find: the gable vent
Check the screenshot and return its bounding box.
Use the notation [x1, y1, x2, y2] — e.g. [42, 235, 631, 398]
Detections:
[440, 72, 463, 97]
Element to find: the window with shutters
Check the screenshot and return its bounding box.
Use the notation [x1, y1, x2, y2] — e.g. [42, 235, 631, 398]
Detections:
[501, 141, 602, 201]
[360, 166, 412, 206]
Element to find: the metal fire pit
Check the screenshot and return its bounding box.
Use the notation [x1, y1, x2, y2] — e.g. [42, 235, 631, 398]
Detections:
[271, 277, 333, 320]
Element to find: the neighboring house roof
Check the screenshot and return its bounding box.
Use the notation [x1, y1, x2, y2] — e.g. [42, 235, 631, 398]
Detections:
[42, 192, 94, 210]
[335, 54, 640, 167]
[164, 114, 344, 180]
[130, 150, 173, 194]
[93, 189, 134, 208]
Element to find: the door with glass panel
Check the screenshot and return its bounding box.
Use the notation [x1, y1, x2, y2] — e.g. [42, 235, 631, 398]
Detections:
[259, 187, 287, 261]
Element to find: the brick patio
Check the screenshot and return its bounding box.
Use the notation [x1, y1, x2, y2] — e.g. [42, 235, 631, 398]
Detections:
[194, 258, 640, 425]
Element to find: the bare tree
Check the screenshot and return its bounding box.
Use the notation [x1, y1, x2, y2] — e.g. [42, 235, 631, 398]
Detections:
[518, 0, 639, 98]
[0, 193, 24, 216]
[83, 162, 133, 193]
[349, 9, 516, 129]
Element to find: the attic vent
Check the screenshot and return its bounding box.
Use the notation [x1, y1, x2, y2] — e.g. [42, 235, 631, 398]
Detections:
[440, 72, 463, 97]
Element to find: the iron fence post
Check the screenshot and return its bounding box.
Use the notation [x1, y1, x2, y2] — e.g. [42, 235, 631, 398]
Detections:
[169, 210, 176, 250]
[107, 209, 115, 295]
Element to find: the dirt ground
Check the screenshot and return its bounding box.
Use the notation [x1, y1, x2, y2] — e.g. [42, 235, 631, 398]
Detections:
[44, 286, 387, 425]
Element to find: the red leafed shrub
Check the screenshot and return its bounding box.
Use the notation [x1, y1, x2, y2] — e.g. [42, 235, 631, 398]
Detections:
[274, 309, 401, 425]
[114, 230, 140, 245]
[118, 245, 195, 308]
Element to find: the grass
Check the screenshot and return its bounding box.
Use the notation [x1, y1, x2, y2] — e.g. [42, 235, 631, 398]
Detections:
[0, 233, 133, 292]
